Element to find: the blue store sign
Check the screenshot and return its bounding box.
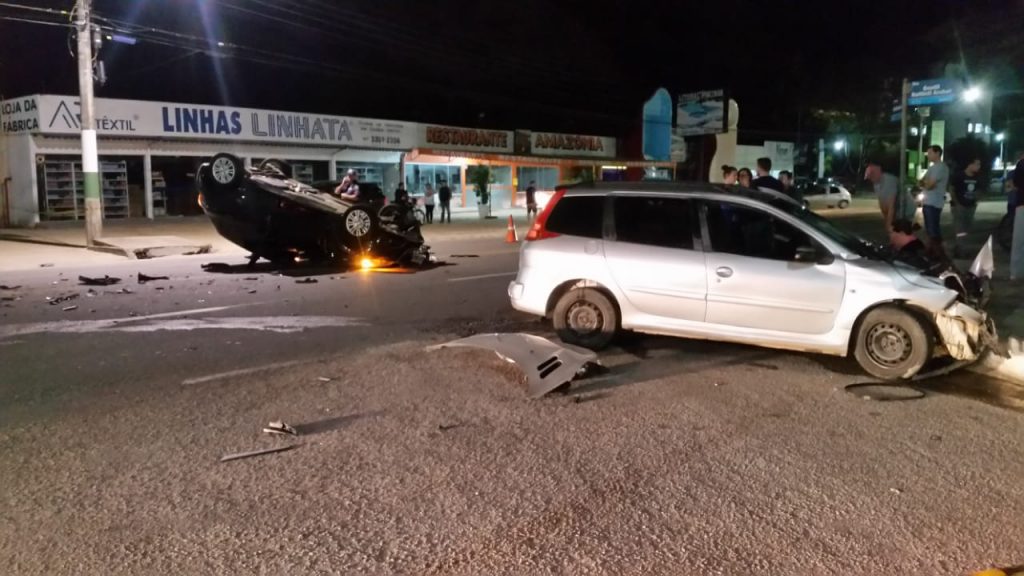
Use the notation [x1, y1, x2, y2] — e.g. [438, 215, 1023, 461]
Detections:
[908, 79, 956, 106]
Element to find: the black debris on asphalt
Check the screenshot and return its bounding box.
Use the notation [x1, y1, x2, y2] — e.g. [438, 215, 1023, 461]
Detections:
[295, 278, 318, 284]
[247, 289, 258, 294]
[438, 423, 463, 431]
[78, 275, 121, 286]
[450, 254, 480, 258]
[201, 262, 232, 273]
[39, 263, 54, 268]
[0, 285, 21, 290]
[138, 273, 170, 284]
[47, 294, 79, 306]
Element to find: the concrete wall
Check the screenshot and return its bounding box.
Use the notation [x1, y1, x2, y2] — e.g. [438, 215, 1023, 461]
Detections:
[1, 134, 38, 227]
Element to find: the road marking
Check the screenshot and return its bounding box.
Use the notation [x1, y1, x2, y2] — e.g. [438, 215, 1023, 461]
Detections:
[182, 359, 310, 386]
[0, 314, 365, 338]
[448, 272, 517, 283]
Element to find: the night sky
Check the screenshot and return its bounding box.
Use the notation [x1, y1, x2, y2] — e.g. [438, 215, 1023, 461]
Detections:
[2, 0, 1022, 138]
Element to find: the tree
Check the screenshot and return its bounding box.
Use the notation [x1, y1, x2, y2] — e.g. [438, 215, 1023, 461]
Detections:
[466, 165, 492, 205]
[945, 136, 995, 179]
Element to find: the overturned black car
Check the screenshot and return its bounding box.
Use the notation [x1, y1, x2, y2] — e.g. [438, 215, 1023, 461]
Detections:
[196, 153, 431, 267]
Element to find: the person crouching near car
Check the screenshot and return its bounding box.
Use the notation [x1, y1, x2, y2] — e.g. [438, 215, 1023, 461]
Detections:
[334, 169, 360, 200]
[889, 218, 931, 269]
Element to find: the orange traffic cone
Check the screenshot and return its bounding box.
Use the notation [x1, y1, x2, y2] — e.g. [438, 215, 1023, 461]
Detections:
[505, 215, 518, 243]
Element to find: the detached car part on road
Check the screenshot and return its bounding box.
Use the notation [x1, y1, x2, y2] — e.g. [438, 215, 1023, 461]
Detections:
[508, 182, 994, 381]
[196, 153, 431, 267]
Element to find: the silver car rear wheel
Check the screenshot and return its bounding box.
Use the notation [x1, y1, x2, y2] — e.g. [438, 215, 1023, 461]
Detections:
[553, 288, 618, 350]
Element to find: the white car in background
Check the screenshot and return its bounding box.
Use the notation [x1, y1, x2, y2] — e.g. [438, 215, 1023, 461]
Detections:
[799, 180, 852, 210]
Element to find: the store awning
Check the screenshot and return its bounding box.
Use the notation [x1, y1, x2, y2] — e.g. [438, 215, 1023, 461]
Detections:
[408, 148, 673, 168]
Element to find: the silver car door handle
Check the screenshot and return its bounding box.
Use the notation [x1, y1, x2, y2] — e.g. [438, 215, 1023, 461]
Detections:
[716, 266, 733, 278]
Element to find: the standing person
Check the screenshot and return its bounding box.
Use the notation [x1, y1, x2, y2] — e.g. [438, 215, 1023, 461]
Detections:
[752, 157, 785, 193]
[778, 170, 802, 203]
[919, 145, 950, 259]
[423, 183, 436, 223]
[865, 160, 902, 232]
[438, 180, 452, 223]
[334, 169, 360, 200]
[394, 181, 410, 205]
[1010, 150, 1024, 280]
[778, 170, 794, 192]
[525, 180, 538, 219]
[950, 156, 981, 258]
[738, 167, 754, 188]
[722, 165, 738, 185]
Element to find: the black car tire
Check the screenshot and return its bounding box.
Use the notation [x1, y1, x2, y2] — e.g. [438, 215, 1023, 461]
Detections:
[853, 306, 933, 381]
[838, 199, 850, 209]
[552, 288, 618, 350]
[206, 153, 245, 191]
[259, 158, 293, 178]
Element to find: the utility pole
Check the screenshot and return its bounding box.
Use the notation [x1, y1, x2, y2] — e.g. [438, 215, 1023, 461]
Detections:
[898, 78, 909, 216]
[916, 107, 929, 182]
[76, 0, 102, 245]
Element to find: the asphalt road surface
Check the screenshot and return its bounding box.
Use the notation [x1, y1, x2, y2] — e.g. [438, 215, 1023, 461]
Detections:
[2, 202, 1023, 575]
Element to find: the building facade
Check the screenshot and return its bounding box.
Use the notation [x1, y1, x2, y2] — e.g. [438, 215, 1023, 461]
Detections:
[0, 95, 668, 227]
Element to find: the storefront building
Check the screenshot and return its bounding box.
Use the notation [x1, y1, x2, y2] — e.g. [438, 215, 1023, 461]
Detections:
[0, 94, 667, 227]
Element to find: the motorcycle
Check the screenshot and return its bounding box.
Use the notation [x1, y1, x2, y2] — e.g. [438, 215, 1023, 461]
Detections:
[196, 153, 432, 268]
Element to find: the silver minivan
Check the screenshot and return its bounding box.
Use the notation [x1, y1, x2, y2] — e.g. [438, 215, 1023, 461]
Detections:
[508, 183, 990, 380]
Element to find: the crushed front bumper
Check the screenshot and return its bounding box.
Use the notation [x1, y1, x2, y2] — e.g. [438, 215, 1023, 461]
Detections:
[934, 302, 1001, 361]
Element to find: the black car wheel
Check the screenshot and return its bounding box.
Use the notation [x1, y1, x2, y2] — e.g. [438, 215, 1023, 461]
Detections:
[853, 306, 933, 381]
[259, 158, 293, 178]
[207, 153, 244, 190]
[552, 288, 619, 350]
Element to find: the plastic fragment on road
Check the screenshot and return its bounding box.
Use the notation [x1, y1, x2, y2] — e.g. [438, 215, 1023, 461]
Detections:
[317, 376, 332, 382]
[219, 444, 299, 462]
[428, 333, 600, 398]
[262, 420, 298, 436]
[970, 235, 995, 279]
[46, 293, 79, 306]
[138, 272, 170, 284]
[295, 278, 318, 284]
[62, 305, 78, 312]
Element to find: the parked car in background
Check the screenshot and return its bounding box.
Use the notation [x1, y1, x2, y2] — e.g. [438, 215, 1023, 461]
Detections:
[797, 179, 852, 210]
[509, 182, 992, 381]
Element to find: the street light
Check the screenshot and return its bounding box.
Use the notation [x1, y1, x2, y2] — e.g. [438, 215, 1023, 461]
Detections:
[833, 139, 846, 152]
[963, 86, 982, 103]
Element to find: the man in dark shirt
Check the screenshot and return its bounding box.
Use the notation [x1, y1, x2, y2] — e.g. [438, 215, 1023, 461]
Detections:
[438, 181, 452, 223]
[1010, 150, 1024, 279]
[950, 157, 980, 257]
[525, 180, 538, 219]
[751, 157, 785, 194]
[393, 182, 410, 205]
